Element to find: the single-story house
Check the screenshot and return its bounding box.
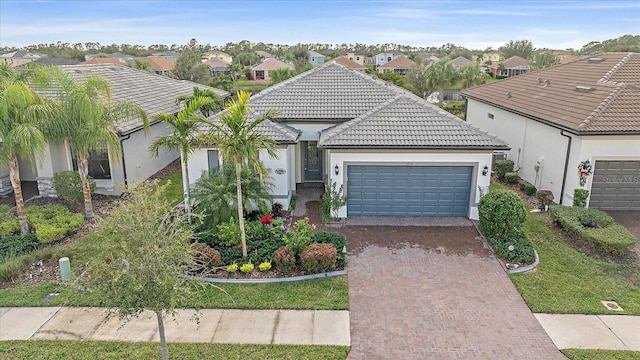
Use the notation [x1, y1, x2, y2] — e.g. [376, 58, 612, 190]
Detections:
[80, 57, 126, 65]
[251, 58, 293, 81]
[331, 56, 366, 72]
[3, 64, 229, 197]
[451, 56, 473, 69]
[308, 51, 326, 66]
[377, 55, 415, 75]
[203, 58, 229, 77]
[0, 50, 46, 67]
[462, 52, 640, 210]
[488, 56, 529, 78]
[203, 50, 232, 64]
[133, 57, 176, 76]
[187, 62, 509, 220]
[150, 51, 181, 62]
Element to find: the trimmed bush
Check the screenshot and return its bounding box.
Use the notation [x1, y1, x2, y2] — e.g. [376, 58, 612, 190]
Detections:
[25, 204, 84, 244]
[240, 262, 254, 273]
[518, 179, 537, 196]
[478, 189, 528, 240]
[258, 261, 272, 272]
[273, 246, 296, 274]
[536, 190, 554, 205]
[0, 204, 19, 236]
[191, 243, 222, 270]
[313, 231, 347, 268]
[52, 171, 96, 203]
[494, 159, 515, 179]
[0, 234, 38, 260]
[550, 206, 637, 255]
[505, 172, 520, 184]
[300, 243, 337, 274]
[573, 189, 589, 207]
[226, 263, 238, 272]
[284, 218, 315, 255]
[486, 236, 535, 264]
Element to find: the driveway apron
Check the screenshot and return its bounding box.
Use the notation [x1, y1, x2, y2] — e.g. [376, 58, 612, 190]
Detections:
[345, 225, 564, 359]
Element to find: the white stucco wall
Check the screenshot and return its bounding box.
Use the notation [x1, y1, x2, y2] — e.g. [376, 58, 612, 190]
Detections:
[327, 150, 494, 220]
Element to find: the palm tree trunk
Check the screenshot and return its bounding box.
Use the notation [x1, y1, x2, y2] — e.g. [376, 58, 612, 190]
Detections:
[155, 310, 169, 360]
[8, 157, 29, 234]
[235, 160, 247, 258]
[77, 152, 94, 221]
[182, 152, 192, 224]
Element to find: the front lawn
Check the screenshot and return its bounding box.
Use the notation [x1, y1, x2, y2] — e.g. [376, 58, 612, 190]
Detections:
[0, 341, 349, 360]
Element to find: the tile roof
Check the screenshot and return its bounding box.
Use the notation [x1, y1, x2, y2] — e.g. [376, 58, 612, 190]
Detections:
[80, 57, 125, 65]
[54, 64, 230, 134]
[319, 95, 508, 149]
[489, 56, 529, 70]
[462, 52, 640, 133]
[30, 57, 80, 66]
[203, 58, 229, 70]
[134, 57, 176, 70]
[309, 50, 325, 58]
[451, 56, 472, 68]
[200, 110, 301, 144]
[252, 58, 293, 71]
[330, 56, 366, 70]
[378, 55, 415, 69]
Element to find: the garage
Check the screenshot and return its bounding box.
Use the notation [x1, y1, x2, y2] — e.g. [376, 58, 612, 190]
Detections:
[347, 165, 472, 216]
[589, 160, 640, 210]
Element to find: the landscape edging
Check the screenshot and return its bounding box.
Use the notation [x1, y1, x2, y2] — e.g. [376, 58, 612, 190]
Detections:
[181, 269, 347, 284]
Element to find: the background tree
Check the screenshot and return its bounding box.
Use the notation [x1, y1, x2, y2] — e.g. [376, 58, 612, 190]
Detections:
[76, 182, 209, 360]
[49, 71, 148, 221]
[425, 59, 460, 107]
[459, 63, 487, 89]
[131, 60, 153, 72]
[499, 39, 534, 59]
[208, 74, 233, 92]
[292, 46, 310, 73]
[407, 60, 432, 99]
[175, 86, 223, 117]
[206, 91, 280, 258]
[270, 68, 297, 84]
[226, 62, 243, 82]
[149, 96, 214, 221]
[234, 52, 261, 67]
[172, 49, 211, 84]
[530, 51, 560, 70]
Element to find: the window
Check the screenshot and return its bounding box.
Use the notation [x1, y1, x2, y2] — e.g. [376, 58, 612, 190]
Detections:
[387, 56, 392, 62]
[71, 146, 111, 180]
[207, 150, 219, 172]
[487, 113, 494, 119]
[255, 70, 265, 80]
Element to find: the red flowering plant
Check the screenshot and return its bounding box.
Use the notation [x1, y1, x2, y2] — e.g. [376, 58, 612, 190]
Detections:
[260, 215, 273, 225]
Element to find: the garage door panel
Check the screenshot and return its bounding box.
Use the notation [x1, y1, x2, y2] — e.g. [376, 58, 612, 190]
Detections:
[347, 165, 472, 216]
[590, 160, 640, 210]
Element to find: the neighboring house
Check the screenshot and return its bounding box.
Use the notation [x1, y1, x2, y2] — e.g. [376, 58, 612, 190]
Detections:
[462, 52, 640, 210]
[203, 58, 229, 77]
[451, 56, 473, 69]
[308, 50, 326, 66]
[489, 56, 529, 78]
[133, 57, 176, 76]
[80, 57, 127, 65]
[188, 62, 508, 220]
[363, 56, 376, 66]
[85, 53, 134, 63]
[24, 57, 80, 66]
[377, 55, 415, 75]
[331, 56, 366, 71]
[256, 50, 274, 59]
[551, 50, 572, 61]
[482, 51, 503, 64]
[342, 52, 365, 65]
[375, 52, 403, 66]
[251, 58, 294, 81]
[203, 50, 232, 64]
[151, 51, 181, 61]
[3, 64, 230, 197]
[415, 52, 440, 63]
[0, 50, 46, 66]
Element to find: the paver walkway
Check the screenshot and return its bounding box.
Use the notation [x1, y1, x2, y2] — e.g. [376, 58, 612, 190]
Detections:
[344, 224, 565, 359]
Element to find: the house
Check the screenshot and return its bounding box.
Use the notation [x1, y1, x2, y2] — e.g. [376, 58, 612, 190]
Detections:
[0, 50, 46, 66]
[80, 57, 126, 65]
[342, 52, 365, 65]
[462, 52, 640, 210]
[482, 51, 503, 64]
[377, 55, 415, 75]
[203, 50, 232, 64]
[5, 64, 230, 197]
[203, 58, 229, 77]
[331, 56, 366, 71]
[151, 51, 181, 62]
[256, 50, 274, 59]
[22, 57, 80, 66]
[451, 56, 473, 69]
[415, 51, 440, 63]
[363, 56, 376, 66]
[251, 58, 293, 81]
[375, 52, 403, 66]
[308, 51, 326, 66]
[85, 53, 134, 63]
[133, 57, 176, 76]
[187, 62, 508, 219]
[488, 56, 529, 78]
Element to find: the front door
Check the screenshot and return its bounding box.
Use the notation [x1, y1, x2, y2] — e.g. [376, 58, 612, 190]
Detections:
[303, 141, 323, 182]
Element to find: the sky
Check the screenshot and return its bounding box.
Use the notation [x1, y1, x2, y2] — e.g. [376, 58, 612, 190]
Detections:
[1, 0, 639, 51]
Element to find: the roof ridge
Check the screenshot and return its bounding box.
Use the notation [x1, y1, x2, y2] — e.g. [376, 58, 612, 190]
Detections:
[598, 52, 635, 87]
[249, 62, 329, 102]
[578, 84, 626, 130]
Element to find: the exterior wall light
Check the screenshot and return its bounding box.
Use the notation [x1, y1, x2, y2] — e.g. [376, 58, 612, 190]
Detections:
[334, 164, 340, 175]
[482, 165, 489, 176]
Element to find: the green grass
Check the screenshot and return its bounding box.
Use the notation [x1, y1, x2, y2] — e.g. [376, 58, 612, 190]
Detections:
[0, 341, 349, 360]
[510, 214, 640, 314]
[157, 169, 184, 206]
[232, 79, 270, 93]
[562, 349, 640, 360]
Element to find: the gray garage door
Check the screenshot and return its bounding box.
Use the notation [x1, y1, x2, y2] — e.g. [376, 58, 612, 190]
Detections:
[347, 165, 472, 216]
[589, 160, 640, 210]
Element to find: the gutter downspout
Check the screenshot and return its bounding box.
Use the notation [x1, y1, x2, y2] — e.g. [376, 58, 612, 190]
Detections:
[559, 130, 572, 205]
[120, 133, 131, 189]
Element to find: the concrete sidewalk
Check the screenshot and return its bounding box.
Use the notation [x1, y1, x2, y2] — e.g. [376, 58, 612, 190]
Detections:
[0, 307, 350, 346]
[536, 313, 640, 351]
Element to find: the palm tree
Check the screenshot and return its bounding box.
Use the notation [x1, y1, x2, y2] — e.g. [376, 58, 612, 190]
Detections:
[175, 87, 222, 117]
[206, 91, 280, 258]
[0, 70, 55, 234]
[459, 63, 488, 89]
[48, 70, 148, 221]
[425, 59, 460, 107]
[149, 96, 214, 222]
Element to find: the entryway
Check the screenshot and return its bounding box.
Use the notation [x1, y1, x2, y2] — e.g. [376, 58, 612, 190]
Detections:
[303, 141, 323, 183]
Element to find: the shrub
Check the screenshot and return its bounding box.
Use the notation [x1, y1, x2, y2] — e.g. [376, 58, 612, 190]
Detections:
[226, 263, 238, 272]
[25, 204, 84, 244]
[273, 246, 296, 274]
[191, 243, 222, 269]
[271, 202, 286, 218]
[320, 180, 348, 222]
[284, 218, 315, 255]
[52, 171, 96, 203]
[573, 189, 589, 207]
[550, 206, 636, 255]
[300, 243, 337, 274]
[313, 231, 347, 268]
[487, 236, 535, 264]
[0, 234, 38, 260]
[0, 204, 19, 236]
[478, 189, 528, 240]
[494, 159, 515, 179]
[505, 172, 519, 184]
[536, 190, 554, 205]
[215, 218, 242, 247]
[518, 179, 537, 196]
[240, 262, 254, 273]
[258, 261, 272, 272]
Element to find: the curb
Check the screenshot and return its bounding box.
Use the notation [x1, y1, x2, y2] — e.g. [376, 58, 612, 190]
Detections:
[181, 269, 347, 284]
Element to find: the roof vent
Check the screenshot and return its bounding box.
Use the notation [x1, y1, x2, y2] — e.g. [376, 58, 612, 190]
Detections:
[575, 86, 595, 93]
[588, 57, 605, 63]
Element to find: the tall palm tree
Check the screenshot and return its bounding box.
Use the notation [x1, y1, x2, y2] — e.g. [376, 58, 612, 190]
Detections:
[149, 96, 214, 222]
[48, 70, 148, 221]
[175, 87, 222, 117]
[206, 91, 280, 258]
[0, 72, 55, 234]
[459, 63, 488, 89]
[425, 59, 460, 107]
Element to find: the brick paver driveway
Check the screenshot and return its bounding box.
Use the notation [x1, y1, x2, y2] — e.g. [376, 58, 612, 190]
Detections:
[344, 225, 564, 359]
